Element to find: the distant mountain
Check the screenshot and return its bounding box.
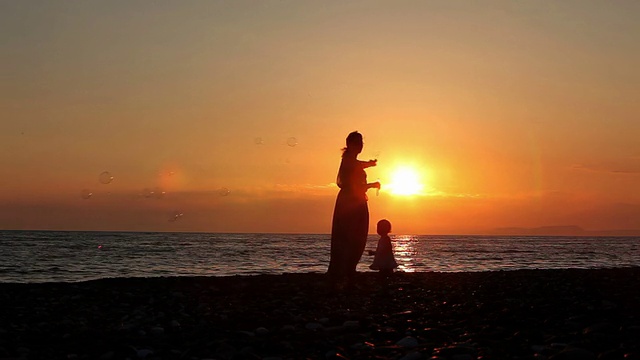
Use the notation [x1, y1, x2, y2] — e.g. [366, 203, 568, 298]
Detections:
[489, 226, 640, 236]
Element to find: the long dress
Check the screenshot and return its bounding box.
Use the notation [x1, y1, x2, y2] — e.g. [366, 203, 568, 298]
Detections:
[369, 235, 398, 271]
[327, 155, 369, 280]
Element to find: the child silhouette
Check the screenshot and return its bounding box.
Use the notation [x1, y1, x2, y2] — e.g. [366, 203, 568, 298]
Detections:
[369, 219, 398, 275]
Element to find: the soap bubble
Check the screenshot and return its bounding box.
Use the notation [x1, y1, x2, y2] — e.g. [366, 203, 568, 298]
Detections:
[142, 188, 153, 198]
[147, 187, 165, 199]
[286, 137, 298, 147]
[153, 188, 166, 199]
[254, 137, 264, 145]
[80, 189, 93, 199]
[168, 211, 184, 222]
[218, 187, 230, 196]
[99, 171, 113, 184]
[141, 187, 164, 199]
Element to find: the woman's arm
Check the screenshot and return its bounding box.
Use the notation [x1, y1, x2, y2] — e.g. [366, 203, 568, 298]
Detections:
[358, 159, 377, 168]
[366, 181, 381, 190]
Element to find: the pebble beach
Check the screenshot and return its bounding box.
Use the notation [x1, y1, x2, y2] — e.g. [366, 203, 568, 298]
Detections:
[1, 268, 639, 360]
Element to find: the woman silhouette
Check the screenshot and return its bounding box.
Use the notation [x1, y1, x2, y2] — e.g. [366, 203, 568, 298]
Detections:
[327, 131, 380, 286]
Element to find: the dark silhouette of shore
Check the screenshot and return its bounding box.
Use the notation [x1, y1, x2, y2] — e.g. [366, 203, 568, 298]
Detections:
[1, 269, 639, 359]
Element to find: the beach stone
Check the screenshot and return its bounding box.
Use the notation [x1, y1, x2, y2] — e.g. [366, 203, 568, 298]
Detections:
[325, 350, 349, 359]
[150, 326, 164, 335]
[170, 320, 180, 328]
[343, 320, 360, 329]
[433, 345, 477, 358]
[597, 349, 625, 360]
[306, 322, 323, 331]
[324, 325, 346, 333]
[171, 291, 185, 298]
[276, 341, 294, 352]
[452, 355, 474, 360]
[350, 342, 375, 350]
[532, 345, 553, 356]
[135, 348, 153, 358]
[421, 328, 453, 343]
[601, 300, 617, 309]
[239, 346, 257, 357]
[512, 327, 545, 343]
[583, 323, 616, 335]
[255, 327, 269, 336]
[319, 317, 330, 324]
[99, 351, 115, 359]
[280, 324, 295, 332]
[549, 347, 596, 360]
[627, 325, 640, 332]
[397, 336, 419, 348]
[400, 351, 423, 360]
[216, 343, 236, 359]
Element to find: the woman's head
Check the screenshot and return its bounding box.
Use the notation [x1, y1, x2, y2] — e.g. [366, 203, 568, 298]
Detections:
[343, 131, 363, 155]
[377, 219, 392, 236]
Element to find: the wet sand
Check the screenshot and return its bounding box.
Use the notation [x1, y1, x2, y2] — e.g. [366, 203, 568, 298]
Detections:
[1, 268, 639, 359]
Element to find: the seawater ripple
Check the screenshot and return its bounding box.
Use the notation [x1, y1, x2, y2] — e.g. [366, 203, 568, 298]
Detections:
[0, 231, 639, 283]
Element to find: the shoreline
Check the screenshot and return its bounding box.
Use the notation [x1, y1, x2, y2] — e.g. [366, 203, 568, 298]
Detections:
[5, 264, 640, 285]
[2, 268, 639, 359]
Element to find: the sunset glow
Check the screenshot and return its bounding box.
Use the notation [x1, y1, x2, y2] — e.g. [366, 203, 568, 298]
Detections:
[1, 1, 639, 235]
[386, 167, 425, 196]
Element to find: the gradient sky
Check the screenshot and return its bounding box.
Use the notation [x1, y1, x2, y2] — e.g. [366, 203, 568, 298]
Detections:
[2, 0, 639, 234]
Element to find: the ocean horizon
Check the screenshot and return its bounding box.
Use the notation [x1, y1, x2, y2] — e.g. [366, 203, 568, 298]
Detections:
[1, 230, 639, 283]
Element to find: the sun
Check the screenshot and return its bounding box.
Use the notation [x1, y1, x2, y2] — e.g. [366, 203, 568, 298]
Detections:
[386, 166, 425, 196]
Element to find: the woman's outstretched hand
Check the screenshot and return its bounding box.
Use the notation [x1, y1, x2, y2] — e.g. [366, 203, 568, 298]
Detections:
[369, 181, 381, 190]
[361, 159, 377, 168]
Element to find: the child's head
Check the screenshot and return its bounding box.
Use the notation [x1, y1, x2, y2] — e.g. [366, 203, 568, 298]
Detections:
[377, 219, 392, 236]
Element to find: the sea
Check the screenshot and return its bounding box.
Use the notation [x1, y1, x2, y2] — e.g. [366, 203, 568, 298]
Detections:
[1, 231, 639, 283]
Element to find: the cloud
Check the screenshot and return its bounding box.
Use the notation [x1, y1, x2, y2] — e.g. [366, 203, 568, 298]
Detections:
[422, 191, 483, 198]
[571, 162, 640, 174]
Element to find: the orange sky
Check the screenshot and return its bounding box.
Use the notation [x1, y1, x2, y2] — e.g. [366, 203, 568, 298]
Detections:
[1, 1, 639, 234]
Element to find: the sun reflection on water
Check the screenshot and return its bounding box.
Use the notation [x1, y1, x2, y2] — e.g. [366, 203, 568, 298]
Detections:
[392, 235, 418, 273]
